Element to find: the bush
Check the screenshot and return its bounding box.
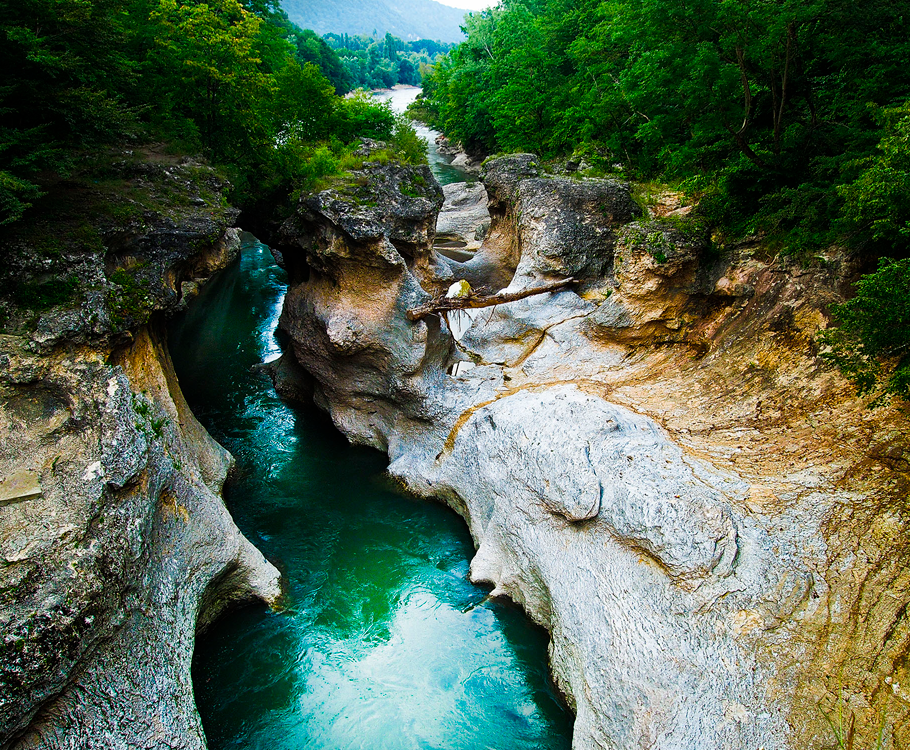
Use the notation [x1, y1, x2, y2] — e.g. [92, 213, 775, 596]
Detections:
[391, 115, 427, 164]
[819, 257, 910, 405]
[838, 102, 910, 254]
[334, 91, 395, 141]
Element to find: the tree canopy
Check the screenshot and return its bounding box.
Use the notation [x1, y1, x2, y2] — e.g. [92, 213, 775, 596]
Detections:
[423, 0, 910, 254]
[322, 32, 452, 91]
[0, 0, 407, 224]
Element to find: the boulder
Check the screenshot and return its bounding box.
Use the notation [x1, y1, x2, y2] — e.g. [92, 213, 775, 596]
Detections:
[273, 161, 455, 450]
[510, 175, 642, 286]
[458, 154, 642, 293]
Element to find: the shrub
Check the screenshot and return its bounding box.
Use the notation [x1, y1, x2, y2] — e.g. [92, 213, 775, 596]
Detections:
[838, 102, 910, 254]
[334, 91, 395, 141]
[820, 257, 910, 405]
[391, 115, 427, 165]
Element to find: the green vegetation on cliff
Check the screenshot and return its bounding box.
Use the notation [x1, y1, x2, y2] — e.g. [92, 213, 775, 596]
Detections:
[421, 0, 910, 402]
[0, 0, 430, 336]
[0, 0, 421, 227]
[422, 0, 910, 256]
[821, 258, 910, 405]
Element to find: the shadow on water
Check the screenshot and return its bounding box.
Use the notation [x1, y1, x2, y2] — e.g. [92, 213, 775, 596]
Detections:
[170, 235, 573, 750]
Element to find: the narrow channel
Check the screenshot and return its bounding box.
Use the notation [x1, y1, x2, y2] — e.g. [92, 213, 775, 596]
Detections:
[172, 95, 573, 749]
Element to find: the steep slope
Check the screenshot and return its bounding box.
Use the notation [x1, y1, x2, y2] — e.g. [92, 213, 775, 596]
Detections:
[280, 0, 468, 41]
[0, 150, 280, 748]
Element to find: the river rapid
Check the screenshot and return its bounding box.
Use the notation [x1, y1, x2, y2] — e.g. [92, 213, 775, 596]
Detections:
[173, 91, 572, 750]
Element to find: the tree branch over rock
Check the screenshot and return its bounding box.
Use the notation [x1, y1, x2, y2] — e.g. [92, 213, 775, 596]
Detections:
[406, 278, 577, 321]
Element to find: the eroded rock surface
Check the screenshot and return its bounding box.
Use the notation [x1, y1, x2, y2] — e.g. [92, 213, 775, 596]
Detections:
[0, 158, 280, 749]
[271, 154, 910, 750]
[434, 182, 490, 261]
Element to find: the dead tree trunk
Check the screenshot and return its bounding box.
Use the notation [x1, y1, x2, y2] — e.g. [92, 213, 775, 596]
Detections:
[406, 278, 577, 322]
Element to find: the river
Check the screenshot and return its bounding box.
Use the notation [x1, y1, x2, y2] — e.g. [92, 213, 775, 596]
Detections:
[173, 93, 572, 750]
[371, 86, 475, 186]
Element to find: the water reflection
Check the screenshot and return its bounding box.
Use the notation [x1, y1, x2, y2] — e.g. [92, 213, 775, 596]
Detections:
[173, 236, 573, 750]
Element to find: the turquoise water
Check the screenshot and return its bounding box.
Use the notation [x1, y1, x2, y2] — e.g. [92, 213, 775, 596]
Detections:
[170, 236, 573, 749]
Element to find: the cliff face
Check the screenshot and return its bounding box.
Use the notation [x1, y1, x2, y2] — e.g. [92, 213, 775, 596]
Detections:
[0, 152, 280, 748]
[271, 154, 910, 749]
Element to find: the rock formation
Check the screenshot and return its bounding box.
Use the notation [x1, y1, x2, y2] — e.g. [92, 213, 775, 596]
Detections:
[271, 154, 910, 749]
[434, 182, 490, 262]
[0, 154, 280, 749]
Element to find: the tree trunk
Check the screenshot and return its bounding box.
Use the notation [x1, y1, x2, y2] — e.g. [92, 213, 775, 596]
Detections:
[406, 278, 578, 321]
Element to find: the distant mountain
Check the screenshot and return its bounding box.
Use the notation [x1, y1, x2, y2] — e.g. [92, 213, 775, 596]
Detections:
[280, 0, 469, 42]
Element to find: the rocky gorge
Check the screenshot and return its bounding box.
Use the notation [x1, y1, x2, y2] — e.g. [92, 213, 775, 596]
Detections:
[0, 153, 280, 749]
[268, 151, 910, 749]
[0, 141, 907, 750]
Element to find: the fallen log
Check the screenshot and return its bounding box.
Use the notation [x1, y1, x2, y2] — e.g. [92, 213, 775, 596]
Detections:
[406, 278, 577, 321]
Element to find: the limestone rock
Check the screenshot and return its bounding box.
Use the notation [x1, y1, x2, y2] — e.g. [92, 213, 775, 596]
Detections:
[277, 162, 444, 289]
[434, 182, 490, 257]
[586, 219, 711, 345]
[0, 328, 279, 750]
[510, 175, 642, 286]
[0, 158, 279, 749]
[270, 152, 910, 750]
[459, 154, 641, 293]
[273, 162, 455, 451]
[0, 154, 242, 349]
[434, 135, 483, 172]
[481, 153, 541, 208]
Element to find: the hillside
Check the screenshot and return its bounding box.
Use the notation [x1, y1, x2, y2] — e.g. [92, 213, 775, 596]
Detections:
[280, 0, 468, 42]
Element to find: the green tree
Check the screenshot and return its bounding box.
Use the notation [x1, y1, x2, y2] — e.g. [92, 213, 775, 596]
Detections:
[272, 61, 337, 140]
[820, 258, 910, 404]
[425, 9, 501, 153]
[150, 0, 271, 160]
[0, 0, 134, 224]
[283, 26, 350, 93]
[334, 90, 395, 141]
[839, 102, 910, 254]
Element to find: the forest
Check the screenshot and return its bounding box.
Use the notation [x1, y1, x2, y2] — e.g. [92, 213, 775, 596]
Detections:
[323, 33, 452, 92]
[0, 0, 423, 226]
[421, 0, 910, 256]
[419, 0, 910, 401]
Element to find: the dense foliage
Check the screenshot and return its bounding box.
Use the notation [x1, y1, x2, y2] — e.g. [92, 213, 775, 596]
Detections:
[820, 258, 910, 404]
[421, 0, 910, 402]
[0, 0, 419, 225]
[324, 33, 452, 91]
[422, 0, 910, 255]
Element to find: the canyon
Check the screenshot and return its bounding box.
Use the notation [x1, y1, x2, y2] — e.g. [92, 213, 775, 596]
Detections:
[0, 145, 908, 749]
[268, 151, 910, 749]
